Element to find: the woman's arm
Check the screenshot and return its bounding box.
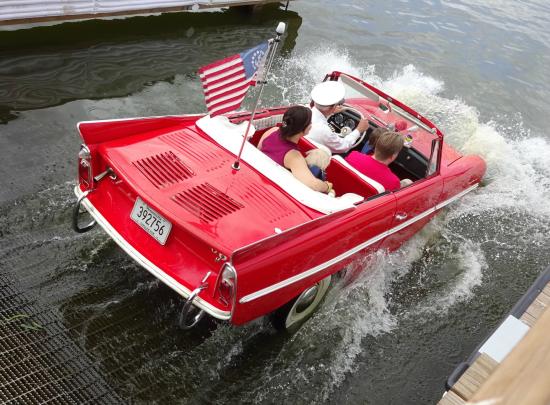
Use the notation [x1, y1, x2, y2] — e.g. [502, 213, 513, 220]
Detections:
[284, 150, 331, 193]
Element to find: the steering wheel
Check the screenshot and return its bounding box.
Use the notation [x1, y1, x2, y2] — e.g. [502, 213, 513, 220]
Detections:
[327, 107, 367, 149]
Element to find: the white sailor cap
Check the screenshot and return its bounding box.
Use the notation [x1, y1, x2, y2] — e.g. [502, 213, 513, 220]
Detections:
[310, 81, 346, 106]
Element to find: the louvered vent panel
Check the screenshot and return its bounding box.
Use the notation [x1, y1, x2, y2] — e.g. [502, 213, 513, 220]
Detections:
[162, 131, 231, 172]
[172, 183, 244, 222]
[133, 151, 194, 188]
[236, 178, 298, 223]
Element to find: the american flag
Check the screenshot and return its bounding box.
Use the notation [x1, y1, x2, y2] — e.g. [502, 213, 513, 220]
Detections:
[199, 42, 269, 117]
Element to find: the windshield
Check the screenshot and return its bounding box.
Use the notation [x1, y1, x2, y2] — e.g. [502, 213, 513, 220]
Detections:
[333, 73, 442, 176]
[339, 74, 380, 102]
[336, 74, 440, 137]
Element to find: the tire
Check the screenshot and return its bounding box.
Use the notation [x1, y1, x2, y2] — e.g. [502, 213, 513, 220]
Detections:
[270, 275, 331, 332]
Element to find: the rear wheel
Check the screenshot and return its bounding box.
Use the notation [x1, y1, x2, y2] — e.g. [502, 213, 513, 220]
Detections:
[270, 275, 331, 332]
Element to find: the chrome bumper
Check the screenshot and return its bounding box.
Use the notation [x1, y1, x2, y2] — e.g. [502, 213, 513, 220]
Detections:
[73, 186, 231, 321]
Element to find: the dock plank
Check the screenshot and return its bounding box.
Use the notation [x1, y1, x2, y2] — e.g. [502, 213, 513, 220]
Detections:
[537, 288, 550, 305]
[470, 307, 550, 405]
[520, 284, 550, 327]
[438, 390, 465, 405]
[450, 353, 498, 400]
[520, 311, 537, 327]
[524, 299, 547, 322]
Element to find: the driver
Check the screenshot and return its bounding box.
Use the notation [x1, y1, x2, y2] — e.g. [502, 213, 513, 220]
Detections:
[306, 81, 370, 154]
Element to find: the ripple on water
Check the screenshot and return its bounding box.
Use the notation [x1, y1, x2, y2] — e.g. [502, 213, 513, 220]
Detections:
[2, 45, 550, 404]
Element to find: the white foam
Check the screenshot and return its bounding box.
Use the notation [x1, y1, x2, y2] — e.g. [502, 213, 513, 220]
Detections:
[411, 240, 487, 318]
[245, 253, 400, 403]
[269, 47, 376, 106]
[255, 46, 550, 398]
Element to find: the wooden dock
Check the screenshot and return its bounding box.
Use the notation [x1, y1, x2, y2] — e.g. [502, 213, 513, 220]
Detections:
[0, 0, 291, 28]
[439, 275, 550, 405]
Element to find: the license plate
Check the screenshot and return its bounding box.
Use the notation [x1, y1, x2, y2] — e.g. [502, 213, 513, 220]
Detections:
[130, 197, 172, 245]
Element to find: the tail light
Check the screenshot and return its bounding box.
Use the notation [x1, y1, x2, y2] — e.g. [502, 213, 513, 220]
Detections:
[78, 144, 93, 189]
[217, 263, 237, 312]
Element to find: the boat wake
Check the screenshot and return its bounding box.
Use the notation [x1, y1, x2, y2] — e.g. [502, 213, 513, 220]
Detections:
[222, 47, 550, 402]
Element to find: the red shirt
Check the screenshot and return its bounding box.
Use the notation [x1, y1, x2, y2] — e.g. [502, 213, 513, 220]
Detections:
[345, 151, 400, 191]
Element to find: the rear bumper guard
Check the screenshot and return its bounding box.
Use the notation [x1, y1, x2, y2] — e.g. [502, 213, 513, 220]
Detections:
[72, 190, 97, 233]
[73, 186, 231, 321]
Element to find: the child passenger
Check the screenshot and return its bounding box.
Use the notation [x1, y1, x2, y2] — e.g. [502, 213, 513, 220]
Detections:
[345, 131, 404, 191]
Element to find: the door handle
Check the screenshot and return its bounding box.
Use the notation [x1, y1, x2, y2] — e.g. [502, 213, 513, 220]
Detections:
[395, 212, 408, 221]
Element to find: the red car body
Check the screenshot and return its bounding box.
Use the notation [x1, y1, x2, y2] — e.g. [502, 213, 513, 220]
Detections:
[73, 72, 486, 327]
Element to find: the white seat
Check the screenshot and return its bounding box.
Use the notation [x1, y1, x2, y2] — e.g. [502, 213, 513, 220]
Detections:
[196, 115, 363, 214]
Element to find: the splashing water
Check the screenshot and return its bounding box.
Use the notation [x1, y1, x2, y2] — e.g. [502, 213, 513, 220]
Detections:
[268, 47, 376, 105]
[235, 47, 550, 401]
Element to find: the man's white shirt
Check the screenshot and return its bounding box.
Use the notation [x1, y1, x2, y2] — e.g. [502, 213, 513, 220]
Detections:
[306, 106, 361, 153]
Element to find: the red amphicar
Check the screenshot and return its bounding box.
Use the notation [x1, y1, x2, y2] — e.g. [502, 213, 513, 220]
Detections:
[72, 70, 486, 331]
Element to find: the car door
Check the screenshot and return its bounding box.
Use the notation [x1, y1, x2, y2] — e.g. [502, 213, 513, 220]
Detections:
[380, 174, 443, 252]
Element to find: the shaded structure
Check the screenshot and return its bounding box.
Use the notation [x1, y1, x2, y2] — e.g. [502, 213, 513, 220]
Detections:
[0, 0, 291, 27]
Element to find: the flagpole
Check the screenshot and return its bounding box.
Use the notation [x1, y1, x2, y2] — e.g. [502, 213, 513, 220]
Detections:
[232, 22, 286, 171]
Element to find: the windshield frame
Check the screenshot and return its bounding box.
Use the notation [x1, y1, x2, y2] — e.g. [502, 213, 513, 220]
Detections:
[325, 71, 444, 177]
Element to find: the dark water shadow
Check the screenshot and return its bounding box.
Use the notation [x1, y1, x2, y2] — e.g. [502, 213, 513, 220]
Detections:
[0, 4, 302, 124]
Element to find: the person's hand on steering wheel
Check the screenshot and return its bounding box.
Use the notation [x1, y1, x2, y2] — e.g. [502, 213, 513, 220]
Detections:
[357, 118, 370, 133]
[333, 105, 345, 114]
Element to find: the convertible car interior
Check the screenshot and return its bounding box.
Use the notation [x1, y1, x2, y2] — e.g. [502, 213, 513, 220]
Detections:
[326, 106, 430, 184]
[242, 106, 431, 201]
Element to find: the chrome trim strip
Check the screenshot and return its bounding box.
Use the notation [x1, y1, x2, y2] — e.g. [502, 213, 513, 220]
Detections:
[73, 186, 231, 321]
[239, 183, 479, 304]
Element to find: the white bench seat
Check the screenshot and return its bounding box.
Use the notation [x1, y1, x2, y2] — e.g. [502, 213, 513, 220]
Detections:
[196, 115, 363, 214]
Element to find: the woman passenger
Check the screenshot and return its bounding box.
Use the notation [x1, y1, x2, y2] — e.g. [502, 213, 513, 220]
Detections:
[259, 105, 333, 194]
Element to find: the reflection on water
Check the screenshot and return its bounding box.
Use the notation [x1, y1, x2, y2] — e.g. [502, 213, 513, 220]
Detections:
[0, 5, 302, 123]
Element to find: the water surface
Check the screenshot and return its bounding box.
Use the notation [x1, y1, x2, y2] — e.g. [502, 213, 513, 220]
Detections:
[1, 1, 550, 403]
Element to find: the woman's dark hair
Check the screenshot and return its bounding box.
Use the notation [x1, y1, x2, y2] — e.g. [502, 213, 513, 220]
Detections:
[280, 105, 312, 138]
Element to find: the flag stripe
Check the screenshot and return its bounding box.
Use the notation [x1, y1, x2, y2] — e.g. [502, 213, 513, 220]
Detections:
[201, 64, 245, 85]
[210, 97, 244, 115]
[198, 54, 240, 76]
[210, 100, 245, 117]
[208, 93, 248, 113]
[205, 81, 250, 104]
[202, 68, 245, 90]
[198, 42, 268, 117]
[204, 76, 246, 96]
[207, 88, 249, 110]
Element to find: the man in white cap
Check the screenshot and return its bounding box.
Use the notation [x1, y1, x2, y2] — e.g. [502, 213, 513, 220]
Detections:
[306, 81, 370, 154]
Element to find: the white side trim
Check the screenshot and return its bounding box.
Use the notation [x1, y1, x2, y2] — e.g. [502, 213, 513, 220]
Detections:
[74, 186, 231, 321]
[239, 183, 479, 304]
[76, 113, 203, 138]
[331, 155, 385, 193]
[196, 115, 361, 214]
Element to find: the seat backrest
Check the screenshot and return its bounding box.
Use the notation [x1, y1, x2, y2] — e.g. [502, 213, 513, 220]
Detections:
[297, 136, 318, 154]
[326, 155, 384, 198]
